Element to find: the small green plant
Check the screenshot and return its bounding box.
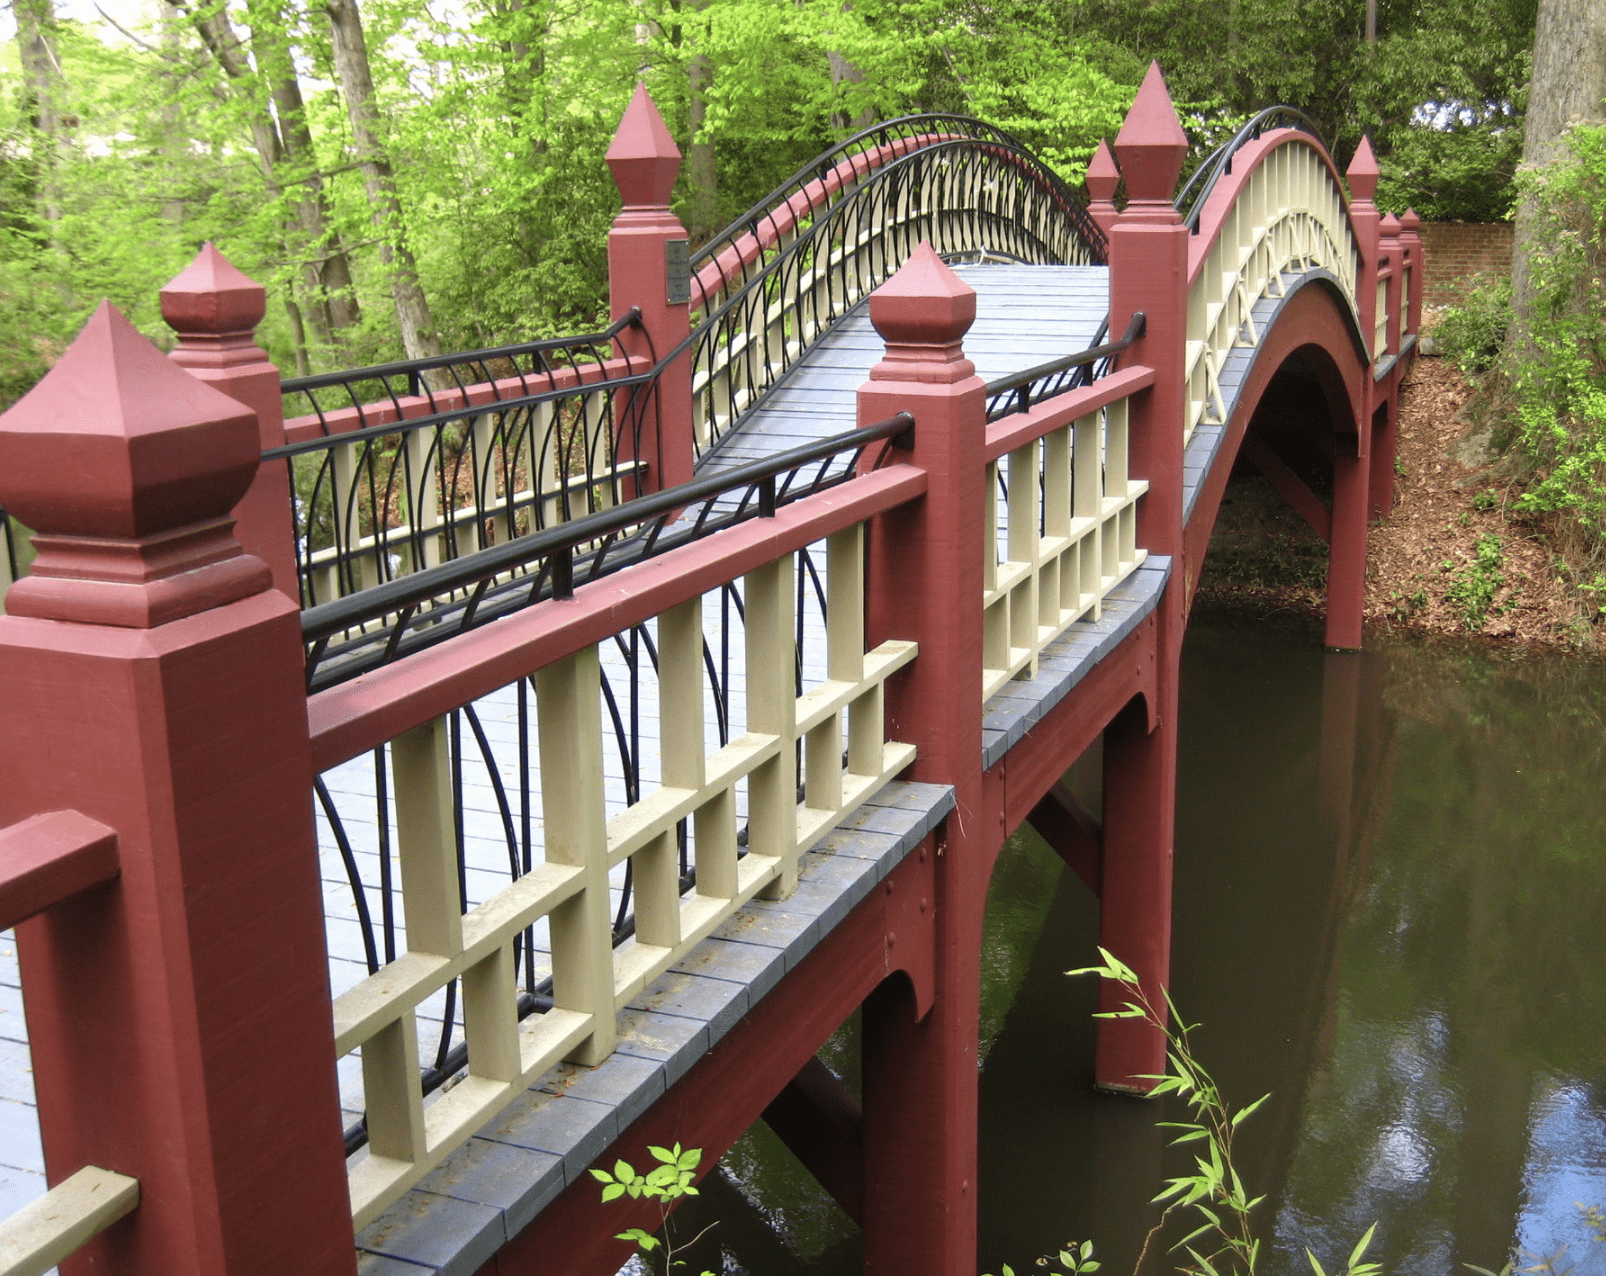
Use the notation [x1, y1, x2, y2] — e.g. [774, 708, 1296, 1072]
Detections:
[590, 1144, 714, 1275]
[1435, 274, 1512, 375]
[1445, 534, 1507, 630]
[1067, 950, 1380, 1276]
[1389, 589, 1428, 621]
[988, 1238, 1102, 1276]
[1473, 489, 1499, 513]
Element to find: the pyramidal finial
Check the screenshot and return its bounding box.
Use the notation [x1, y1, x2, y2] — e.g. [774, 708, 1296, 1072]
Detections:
[0, 301, 259, 541]
[1347, 136, 1380, 202]
[1380, 211, 1402, 236]
[1400, 207, 1421, 231]
[161, 243, 266, 338]
[1086, 140, 1120, 202]
[1114, 64, 1187, 204]
[607, 82, 682, 208]
[867, 242, 977, 382]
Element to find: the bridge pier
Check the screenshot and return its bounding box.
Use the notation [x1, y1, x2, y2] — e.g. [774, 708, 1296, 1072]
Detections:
[1093, 63, 1190, 1088]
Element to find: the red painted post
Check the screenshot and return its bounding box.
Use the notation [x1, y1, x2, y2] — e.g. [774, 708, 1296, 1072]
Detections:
[0, 304, 355, 1276]
[1370, 212, 1405, 518]
[1380, 212, 1404, 357]
[1085, 140, 1121, 241]
[1400, 208, 1425, 338]
[1327, 141, 1380, 648]
[858, 241, 987, 1276]
[162, 243, 301, 604]
[1096, 62, 1187, 1091]
[607, 83, 695, 494]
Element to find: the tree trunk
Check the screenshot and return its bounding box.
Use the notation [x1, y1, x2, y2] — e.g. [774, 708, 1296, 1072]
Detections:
[15, 0, 69, 225]
[326, 0, 443, 364]
[248, 0, 362, 344]
[1509, 0, 1606, 339]
[686, 13, 718, 244]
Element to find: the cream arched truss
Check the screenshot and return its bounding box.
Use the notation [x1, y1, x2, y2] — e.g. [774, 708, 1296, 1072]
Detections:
[1183, 131, 1360, 442]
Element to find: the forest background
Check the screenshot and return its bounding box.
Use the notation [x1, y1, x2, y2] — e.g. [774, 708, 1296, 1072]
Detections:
[0, 0, 1540, 410]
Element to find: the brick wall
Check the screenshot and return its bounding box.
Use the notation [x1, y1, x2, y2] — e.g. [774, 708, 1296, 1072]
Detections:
[1418, 221, 1513, 308]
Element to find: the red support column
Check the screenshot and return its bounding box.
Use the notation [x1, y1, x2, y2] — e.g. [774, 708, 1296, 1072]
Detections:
[607, 83, 694, 494]
[858, 242, 987, 1276]
[1327, 141, 1381, 649]
[0, 305, 355, 1276]
[162, 244, 300, 604]
[1095, 62, 1188, 1091]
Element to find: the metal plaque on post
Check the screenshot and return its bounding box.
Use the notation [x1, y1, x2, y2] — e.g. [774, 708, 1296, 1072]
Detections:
[665, 239, 691, 306]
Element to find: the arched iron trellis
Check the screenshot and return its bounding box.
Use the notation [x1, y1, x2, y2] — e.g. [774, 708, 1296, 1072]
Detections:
[680, 118, 1107, 462]
[1174, 106, 1326, 230]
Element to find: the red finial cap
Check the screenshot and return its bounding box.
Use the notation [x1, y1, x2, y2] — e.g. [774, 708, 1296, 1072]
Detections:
[1086, 140, 1120, 203]
[1380, 212, 1402, 237]
[868, 243, 976, 382]
[1401, 207, 1421, 232]
[1114, 64, 1187, 205]
[160, 242, 266, 337]
[607, 82, 682, 208]
[1347, 136, 1380, 202]
[0, 302, 259, 541]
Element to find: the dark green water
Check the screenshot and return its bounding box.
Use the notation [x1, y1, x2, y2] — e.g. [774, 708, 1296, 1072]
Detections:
[669, 612, 1606, 1276]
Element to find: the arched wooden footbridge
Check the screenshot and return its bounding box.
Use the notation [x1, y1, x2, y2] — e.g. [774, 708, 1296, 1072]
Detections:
[0, 64, 1420, 1276]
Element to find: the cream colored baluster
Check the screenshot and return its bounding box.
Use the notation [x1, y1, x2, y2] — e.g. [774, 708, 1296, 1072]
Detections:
[583, 391, 614, 511]
[1043, 421, 1073, 628]
[529, 400, 560, 531]
[471, 411, 505, 550]
[658, 599, 706, 936]
[830, 525, 882, 786]
[982, 460, 1008, 681]
[362, 1013, 426, 1170]
[1107, 398, 1137, 567]
[536, 647, 616, 1063]
[462, 943, 520, 1085]
[1007, 440, 1039, 676]
[1074, 410, 1104, 614]
[330, 439, 378, 596]
[405, 427, 444, 571]
[747, 557, 799, 898]
[368, 717, 466, 1167]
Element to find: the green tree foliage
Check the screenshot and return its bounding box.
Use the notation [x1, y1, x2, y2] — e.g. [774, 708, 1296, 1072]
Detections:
[1076, 0, 1537, 220]
[0, 0, 1136, 406]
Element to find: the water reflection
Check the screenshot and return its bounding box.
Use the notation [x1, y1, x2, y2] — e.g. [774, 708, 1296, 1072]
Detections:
[668, 614, 1606, 1276]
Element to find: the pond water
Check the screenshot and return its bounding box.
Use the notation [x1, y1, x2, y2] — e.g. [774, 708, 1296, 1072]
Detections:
[667, 610, 1606, 1276]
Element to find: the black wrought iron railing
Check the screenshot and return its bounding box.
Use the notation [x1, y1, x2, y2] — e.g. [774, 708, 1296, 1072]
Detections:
[301, 413, 913, 691]
[1174, 106, 1326, 232]
[272, 312, 657, 612]
[982, 311, 1147, 421]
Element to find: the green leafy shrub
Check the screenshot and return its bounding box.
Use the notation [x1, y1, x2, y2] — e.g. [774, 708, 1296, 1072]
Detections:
[1503, 123, 1606, 570]
[1436, 274, 1513, 376]
[1444, 534, 1507, 631]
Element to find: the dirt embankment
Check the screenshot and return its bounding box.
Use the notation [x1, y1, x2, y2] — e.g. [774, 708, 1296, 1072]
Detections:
[1195, 340, 1601, 652]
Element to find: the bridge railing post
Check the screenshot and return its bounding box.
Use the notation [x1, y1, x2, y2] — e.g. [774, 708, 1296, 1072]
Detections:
[856, 240, 987, 1276]
[1333, 139, 1381, 630]
[1090, 62, 1189, 1091]
[1380, 212, 1404, 358]
[0, 305, 355, 1275]
[161, 244, 301, 604]
[1400, 208, 1425, 339]
[607, 83, 695, 493]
